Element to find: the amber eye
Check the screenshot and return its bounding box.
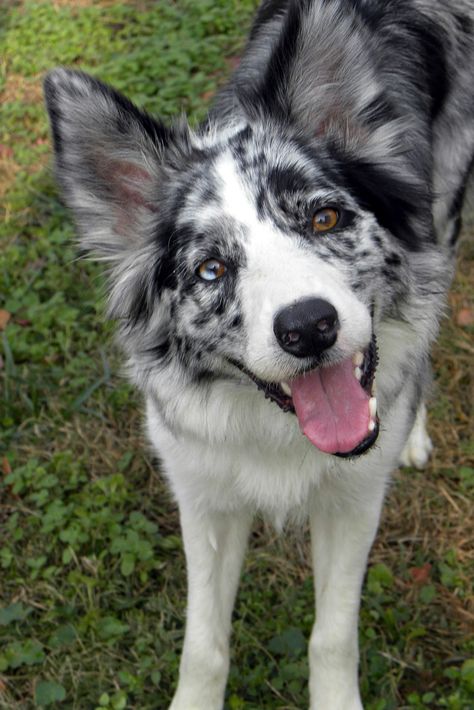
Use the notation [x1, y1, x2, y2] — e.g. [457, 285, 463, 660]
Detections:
[197, 258, 227, 281]
[312, 207, 339, 233]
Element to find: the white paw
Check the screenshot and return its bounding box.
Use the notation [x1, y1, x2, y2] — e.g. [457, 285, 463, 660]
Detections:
[399, 403, 433, 469]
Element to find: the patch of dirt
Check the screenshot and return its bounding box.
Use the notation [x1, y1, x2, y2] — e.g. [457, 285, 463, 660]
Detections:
[1, 71, 44, 106]
[0, 145, 20, 202]
[1, 72, 50, 199]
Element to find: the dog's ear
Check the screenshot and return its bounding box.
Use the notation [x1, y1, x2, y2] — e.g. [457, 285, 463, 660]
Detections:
[248, 1, 412, 160]
[44, 68, 179, 258]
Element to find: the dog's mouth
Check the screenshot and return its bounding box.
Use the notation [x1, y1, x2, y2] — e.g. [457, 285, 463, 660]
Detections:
[234, 335, 379, 458]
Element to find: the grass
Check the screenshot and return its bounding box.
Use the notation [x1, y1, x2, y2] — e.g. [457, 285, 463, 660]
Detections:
[0, 1, 473, 708]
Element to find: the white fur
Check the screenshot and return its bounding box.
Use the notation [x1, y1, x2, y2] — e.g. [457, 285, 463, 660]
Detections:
[147, 374, 412, 709]
[400, 402, 433, 469]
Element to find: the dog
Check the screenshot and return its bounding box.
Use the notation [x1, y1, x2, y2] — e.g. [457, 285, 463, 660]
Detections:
[43, 1, 474, 707]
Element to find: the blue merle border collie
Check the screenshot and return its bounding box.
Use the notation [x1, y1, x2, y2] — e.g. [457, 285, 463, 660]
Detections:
[44, 1, 474, 707]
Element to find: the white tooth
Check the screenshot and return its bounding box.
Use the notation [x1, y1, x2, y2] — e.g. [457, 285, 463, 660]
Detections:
[368, 419, 376, 432]
[369, 397, 377, 418]
[352, 351, 364, 367]
[354, 366, 362, 381]
[280, 381, 292, 396]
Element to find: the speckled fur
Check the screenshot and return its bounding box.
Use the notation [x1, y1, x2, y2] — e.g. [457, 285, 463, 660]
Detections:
[44, 1, 474, 707]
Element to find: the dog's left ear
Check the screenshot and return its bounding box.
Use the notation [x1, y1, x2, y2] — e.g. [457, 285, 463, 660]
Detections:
[44, 68, 181, 258]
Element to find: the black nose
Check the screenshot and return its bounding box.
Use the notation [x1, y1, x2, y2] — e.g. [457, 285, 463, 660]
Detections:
[273, 297, 339, 358]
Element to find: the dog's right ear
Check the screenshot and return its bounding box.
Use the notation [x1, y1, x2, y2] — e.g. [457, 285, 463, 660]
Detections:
[44, 69, 179, 258]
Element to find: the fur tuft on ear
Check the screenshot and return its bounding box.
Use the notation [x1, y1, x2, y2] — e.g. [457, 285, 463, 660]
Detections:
[44, 68, 180, 258]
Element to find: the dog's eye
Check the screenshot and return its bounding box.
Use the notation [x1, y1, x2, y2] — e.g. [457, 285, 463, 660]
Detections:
[312, 207, 339, 233]
[197, 259, 227, 281]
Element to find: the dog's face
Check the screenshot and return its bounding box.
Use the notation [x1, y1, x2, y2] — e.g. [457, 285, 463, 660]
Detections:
[44, 69, 431, 457]
[163, 125, 386, 455]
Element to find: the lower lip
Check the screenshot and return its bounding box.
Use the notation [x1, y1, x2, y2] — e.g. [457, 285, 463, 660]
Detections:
[333, 420, 380, 458]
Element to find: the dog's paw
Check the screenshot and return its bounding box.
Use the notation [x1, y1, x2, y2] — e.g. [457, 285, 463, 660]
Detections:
[399, 403, 433, 469]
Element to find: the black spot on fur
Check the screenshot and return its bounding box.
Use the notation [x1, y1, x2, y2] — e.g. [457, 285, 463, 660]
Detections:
[230, 125, 253, 156]
[268, 166, 312, 196]
[256, 187, 265, 216]
[214, 297, 226, 316]
[381, 267, 401, 283]
[243, 0, 311, 119]
[336, 153, 430, 249]
[385, 252, 402, 267]
[145, 339, 171, 362]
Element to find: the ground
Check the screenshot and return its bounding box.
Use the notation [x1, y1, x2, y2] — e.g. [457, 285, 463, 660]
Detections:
[0, 1, 473, 709]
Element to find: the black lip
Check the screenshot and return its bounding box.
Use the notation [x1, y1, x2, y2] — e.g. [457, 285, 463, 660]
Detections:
[334, 419, 380, 458]
[360, 334, 378, 393]
[227, 358, 295, 412]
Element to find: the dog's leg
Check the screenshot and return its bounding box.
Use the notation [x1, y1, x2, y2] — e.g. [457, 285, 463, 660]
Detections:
[169, 506, 252, 710]
[399, 402, 433, 469]
[308, 485, 385, 710]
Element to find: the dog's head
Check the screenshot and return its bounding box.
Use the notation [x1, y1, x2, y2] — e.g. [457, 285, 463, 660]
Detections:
[44, 10, 439, 457]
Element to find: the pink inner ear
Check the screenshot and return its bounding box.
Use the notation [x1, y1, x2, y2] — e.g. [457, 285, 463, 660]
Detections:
[95, 158, 159, 237]
[96, 156, 159, 213]
[111, 160, 159, 212]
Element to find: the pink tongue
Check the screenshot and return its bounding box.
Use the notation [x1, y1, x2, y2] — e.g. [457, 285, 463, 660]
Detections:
[290, 358, 370, 454]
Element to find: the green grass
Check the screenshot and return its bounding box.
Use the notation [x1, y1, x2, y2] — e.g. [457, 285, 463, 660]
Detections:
[1, 1, 473, 708]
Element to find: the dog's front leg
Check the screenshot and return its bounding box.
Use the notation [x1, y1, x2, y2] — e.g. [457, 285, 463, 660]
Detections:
[170, 505, 252, 710]
[308, 484, 386, 710]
